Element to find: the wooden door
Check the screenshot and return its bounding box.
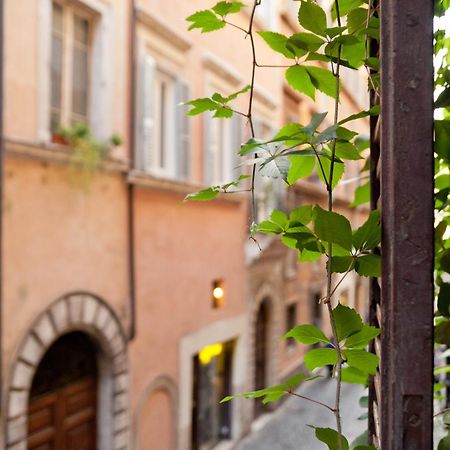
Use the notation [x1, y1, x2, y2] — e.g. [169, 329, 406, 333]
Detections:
[27, 377, 97, 450]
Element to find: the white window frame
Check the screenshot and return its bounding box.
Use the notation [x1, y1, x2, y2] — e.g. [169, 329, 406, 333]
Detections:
[38, 0, 114, 142]
[151, 69, 176, 177]
[209, 117, 233, 185]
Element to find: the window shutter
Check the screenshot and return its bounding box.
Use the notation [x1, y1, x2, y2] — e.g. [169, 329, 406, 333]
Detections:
[231, 114, 243, 179]
[175, 79, 191, 180]
[136, 54, 156, 171]
[203, 113, 214, 186]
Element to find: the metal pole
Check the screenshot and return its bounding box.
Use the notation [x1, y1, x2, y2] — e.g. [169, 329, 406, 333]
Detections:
[380, 0, 434, 448]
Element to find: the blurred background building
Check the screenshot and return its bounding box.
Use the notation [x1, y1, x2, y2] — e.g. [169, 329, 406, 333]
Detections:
[1, 0, 369, 449]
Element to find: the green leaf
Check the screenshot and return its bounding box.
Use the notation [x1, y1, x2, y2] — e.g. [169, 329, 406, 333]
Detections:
[355, 255, 381, 277]
[186, 10, 225, 33]
[274, 123, 309, 145]
[313, 125, 338, 145]
[345, 325, 380, 350]
[305, 348, 338, 371]
[287, 32, 325, 55]
[438, 284, 450, 317]
[345, 349, 379, 375]
[436, 319, 450, 346]
[335, 142, 362, 160]
[347, 8, 367, 34]
[438, 437, 450, 450]
[313, 206, 353, 251]
[436, 120, 450, 163]
[270, 209, 288, 228]
[284, 324, 330, 345]
[313, 427, 349, 450]
[259, 155, 290, 180]
[289, 205, 313, 224]
[342, 39, 365, 68]
[299, 248, 322, 262]
[436, 87, 450, 108]
[341, 366, 368, 385]
[352, 210, 381, 251]
[306, 66, 338, 98]
[184, 187, 219, 202]
[258, 31, 294, 58]
[318, 157, 345, 190]
[256, 220, 283, 234]
[212, 1, 246, 16]
[213, 106, 233, 118]
[185, 98, 219, 115]
[298, 1, 327, 36]
[330, 256, 354, 273]
[303, 112, 328, 136]
[287, 155, 315, 184]
[332, 304, 363, 341]
[331, 0, 366, 19]
[339, 105, 380, 125]
[286, 65, 316, 100]
[350, 182, 370, 208]
[441, 248, 450, 273]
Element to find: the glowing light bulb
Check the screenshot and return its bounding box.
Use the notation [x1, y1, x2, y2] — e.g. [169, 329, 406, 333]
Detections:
[213, 286, 224, 299]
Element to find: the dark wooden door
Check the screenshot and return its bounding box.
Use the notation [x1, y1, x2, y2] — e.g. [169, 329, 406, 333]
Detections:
[254, 300, 269, 417]
[27, 377, 97, 450]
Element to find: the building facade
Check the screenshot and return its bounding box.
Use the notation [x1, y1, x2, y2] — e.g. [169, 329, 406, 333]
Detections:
[1, 1, 369, 449]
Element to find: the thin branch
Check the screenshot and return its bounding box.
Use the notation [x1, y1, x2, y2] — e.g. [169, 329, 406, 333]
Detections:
[230, 108, 249, 118]
[256, 62, 297, 68]
[286, 390, 336, 413]
[312, 144, 330, 189]
[324, 1, 344, 449]
[434, 407, 450, 418]
[247, 0, 260, 224]
[224, 20, 248, 34]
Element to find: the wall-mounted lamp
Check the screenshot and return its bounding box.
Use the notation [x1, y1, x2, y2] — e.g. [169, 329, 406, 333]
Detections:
[212, 279, 225, 309]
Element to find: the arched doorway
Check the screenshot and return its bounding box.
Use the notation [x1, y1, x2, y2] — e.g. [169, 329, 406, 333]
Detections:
[4, 292, 130, 450]
[254, 298, 270, 418]
[27, 332, 98, 449]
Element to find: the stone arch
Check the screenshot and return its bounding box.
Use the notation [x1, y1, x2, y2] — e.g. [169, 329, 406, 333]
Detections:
[134, 374, 178, 450]
[4, 291, 130, 450]
[248, 282, 283, 396]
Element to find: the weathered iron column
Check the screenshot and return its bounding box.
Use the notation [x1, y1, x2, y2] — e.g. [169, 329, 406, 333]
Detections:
[379, 0, 434, 448]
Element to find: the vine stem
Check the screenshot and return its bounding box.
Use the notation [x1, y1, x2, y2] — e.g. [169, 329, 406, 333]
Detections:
[286, 390, 336, 414]
[324, 1, 344, 449]
[248, 0, 260, 225]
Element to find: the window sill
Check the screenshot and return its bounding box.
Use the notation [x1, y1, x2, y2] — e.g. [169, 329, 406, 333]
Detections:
[128, 170, 246, 203]
[5, 137, 128, 173]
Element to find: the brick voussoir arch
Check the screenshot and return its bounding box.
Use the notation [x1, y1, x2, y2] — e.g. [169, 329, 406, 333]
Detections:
[4, 291, 130, 450]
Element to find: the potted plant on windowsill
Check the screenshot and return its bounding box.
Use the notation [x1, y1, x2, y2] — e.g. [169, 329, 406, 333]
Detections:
[58, 122, 123, 171]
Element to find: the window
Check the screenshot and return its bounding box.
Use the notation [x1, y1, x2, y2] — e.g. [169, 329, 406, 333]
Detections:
[257, 0, 277, 28]
[50, 1, 93, 136]
[192, 341, 234, 449]
[136, 54, 191, 180]
[204, 112, 242, 186]
[285, 303, 297, 350]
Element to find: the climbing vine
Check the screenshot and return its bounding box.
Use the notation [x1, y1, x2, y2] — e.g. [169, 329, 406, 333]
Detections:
[185, 1, 381, 449]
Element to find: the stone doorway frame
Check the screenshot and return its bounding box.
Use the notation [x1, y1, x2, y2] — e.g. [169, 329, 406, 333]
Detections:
[3, 292, 130, 450]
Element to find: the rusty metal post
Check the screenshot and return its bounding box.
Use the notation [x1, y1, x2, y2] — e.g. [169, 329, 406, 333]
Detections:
[380, 0, 434, 448]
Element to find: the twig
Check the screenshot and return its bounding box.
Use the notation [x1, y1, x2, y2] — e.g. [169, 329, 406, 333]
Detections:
[434, 407, 450, 418]
[312, 144, 330, 189]
[224, 20, 248, 34]
[286, 390, 336, 414]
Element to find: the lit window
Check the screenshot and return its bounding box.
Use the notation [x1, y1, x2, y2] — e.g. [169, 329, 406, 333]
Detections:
[50, 2, 93, 137]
